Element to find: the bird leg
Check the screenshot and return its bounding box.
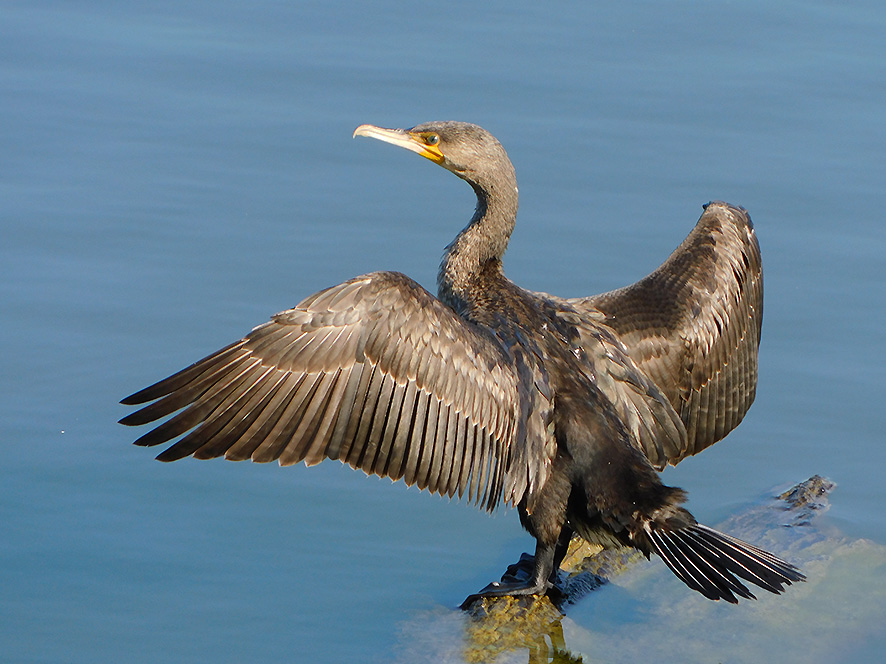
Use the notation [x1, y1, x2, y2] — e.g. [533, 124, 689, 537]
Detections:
[551, 525, 575, 573]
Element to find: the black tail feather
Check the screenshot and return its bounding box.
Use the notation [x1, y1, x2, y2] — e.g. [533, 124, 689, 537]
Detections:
[647, 523, 805, 603]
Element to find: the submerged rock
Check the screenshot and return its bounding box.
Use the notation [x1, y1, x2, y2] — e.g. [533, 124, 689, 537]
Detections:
[393, 476, 886, 664]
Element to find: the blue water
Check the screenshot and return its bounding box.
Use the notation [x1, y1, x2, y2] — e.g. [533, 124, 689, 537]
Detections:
[2, 2, 884, 662]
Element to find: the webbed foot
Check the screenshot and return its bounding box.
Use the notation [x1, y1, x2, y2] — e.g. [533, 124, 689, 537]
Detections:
[460, 551, 566, 610]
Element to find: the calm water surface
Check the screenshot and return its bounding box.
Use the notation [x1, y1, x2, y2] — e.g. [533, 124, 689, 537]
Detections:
[2, 2, 884, 662]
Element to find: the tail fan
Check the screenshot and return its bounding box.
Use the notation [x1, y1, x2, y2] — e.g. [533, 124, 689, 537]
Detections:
[647, 523, 805, 603]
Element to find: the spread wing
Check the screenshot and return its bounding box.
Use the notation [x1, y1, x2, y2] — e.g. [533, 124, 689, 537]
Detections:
[570, 202, 763, 461]
[120, 271, 547, 511]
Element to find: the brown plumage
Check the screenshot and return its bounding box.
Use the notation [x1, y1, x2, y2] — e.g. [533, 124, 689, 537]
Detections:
[121, 121, 802, 604]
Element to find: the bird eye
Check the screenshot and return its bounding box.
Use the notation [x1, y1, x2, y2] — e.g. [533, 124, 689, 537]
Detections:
[424, 133, 440, 146]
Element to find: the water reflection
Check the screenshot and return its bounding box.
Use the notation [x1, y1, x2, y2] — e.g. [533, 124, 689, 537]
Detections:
[465, 596, 570, 663]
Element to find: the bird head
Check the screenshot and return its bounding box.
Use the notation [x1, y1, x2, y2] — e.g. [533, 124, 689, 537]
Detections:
[353, 121, 516, 194]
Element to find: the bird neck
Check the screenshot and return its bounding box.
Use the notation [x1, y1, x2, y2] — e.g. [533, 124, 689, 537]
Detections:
[438, 176, 519, 312]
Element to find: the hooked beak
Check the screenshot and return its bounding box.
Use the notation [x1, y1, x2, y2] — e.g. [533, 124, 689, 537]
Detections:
[353, 124, 445, 164]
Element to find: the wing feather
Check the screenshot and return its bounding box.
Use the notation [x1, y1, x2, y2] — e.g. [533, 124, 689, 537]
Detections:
[191, 367, 284, 460]
[386, 380, 418, 480]
[253, 372, 323, 463]
[415, 397, 443, 491]
[224, 372, 297, 461]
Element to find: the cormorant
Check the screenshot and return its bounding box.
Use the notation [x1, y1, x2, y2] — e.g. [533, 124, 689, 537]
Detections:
[120, 121, 804, 604]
